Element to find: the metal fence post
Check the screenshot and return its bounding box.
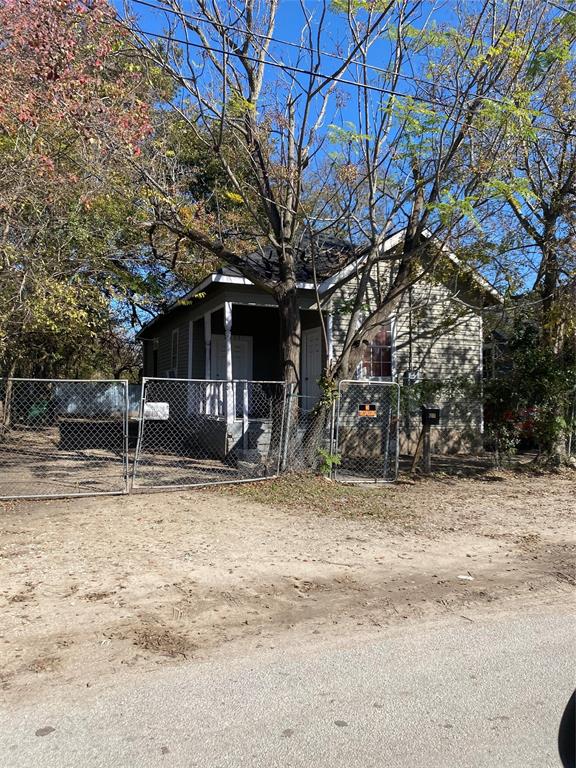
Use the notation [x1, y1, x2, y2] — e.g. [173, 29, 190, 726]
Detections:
[242, 382, 249, 450]
[280, 383, 295, 473]
[122, 380, 130, 494]
[329, 397, 337, 479]
[131, 378, 148, 491]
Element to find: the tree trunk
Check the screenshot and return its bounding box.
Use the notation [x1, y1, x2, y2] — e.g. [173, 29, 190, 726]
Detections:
[266, 276, 302, 472]
[538, 233, 568, 463]
[275, 282, 301, 387]
[1, 359, 17, 439]
[300, 396, 331, 470]
[540, 233, 560, 351]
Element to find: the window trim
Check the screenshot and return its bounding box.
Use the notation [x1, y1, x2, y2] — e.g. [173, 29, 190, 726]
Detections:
[359, 318, 395, 381]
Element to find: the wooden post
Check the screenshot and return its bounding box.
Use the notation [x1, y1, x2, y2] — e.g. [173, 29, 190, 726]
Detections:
[422, 423, 431, 475]
[204, 311, 212, 414]
[1, 361, 16, 436]
[187, 319, 194, 417]
[1, 376, 13, 437]
[419, 405, 439, 475]
[410, 430, 424, 475]
[204, 311, 211, 378]
[187, 320, 194, 379]
[326, 309, 334, 366]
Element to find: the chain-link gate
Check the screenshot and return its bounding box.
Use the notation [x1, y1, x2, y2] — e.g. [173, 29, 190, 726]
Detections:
[335, 380, 400, 482]
[0, 379, 129, 499]
[131, 378, 289, 489]
[280, 389, 335, 473]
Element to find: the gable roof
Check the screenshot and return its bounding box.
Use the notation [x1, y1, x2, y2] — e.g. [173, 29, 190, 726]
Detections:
[136, 234, 359, 338]
[136, 229, 502, 338]
[317, 228, 503, 304]
[235, 233, 358, 283]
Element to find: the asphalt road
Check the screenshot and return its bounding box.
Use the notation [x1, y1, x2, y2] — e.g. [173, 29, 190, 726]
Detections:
[2, 609, 574, 768]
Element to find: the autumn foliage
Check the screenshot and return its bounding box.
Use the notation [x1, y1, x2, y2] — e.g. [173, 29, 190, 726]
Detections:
[0, 0, 156, 377]
[0, 0, 151, 160]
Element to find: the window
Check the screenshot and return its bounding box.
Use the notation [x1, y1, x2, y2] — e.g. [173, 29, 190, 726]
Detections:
[171, 328, 179, 373]
[361, 325, 392, 379]
[483, 337, 510, 380]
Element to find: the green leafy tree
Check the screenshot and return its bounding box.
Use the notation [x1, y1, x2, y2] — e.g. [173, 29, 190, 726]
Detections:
[465, 0, 576, 461]
[0, 0, 166, 378]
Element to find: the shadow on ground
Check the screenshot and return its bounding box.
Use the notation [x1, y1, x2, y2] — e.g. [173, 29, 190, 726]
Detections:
[400, 451, 541, 478]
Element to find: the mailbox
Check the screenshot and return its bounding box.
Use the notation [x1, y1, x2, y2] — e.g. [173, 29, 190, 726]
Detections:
[421, 405, 441, 427]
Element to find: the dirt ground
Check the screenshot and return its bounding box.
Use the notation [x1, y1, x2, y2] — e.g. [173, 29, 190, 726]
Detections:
[0, 429, 127, 498]
[1, 469, 575, 702]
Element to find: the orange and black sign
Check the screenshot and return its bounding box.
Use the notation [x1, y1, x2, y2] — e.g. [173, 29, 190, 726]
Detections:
[358, 403, 377, 418]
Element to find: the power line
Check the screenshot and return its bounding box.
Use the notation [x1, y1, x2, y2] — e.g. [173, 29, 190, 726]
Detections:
[127, 0, 576, 126]
[126, 19, 576, 142]
[129, 0, 440, 93]
[545, 1, 576, 15]
[130, 24, 430, 101]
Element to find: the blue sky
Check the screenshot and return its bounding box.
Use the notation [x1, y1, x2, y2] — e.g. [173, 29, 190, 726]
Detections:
[120, 0, 454, 93]
[114, 1, 548, 294]
[119, 0, 457, 158]
[118, 0, 471, 154]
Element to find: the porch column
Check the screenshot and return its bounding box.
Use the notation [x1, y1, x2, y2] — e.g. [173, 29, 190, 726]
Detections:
[224, 302, 233, 382]
[204, 311, 211, 378]
[187, 319, 194, 417]
[187, 320, 193, 379]
[224, 302, 234, 429]
[204, 311, 212, 414]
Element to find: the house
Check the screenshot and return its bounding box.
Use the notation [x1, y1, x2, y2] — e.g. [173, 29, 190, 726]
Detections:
[136, 230, 501, 457]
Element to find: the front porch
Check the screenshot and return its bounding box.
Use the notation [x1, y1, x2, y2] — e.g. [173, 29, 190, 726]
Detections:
[180, 300, 328, 461]
[140, 283, 333, 465]
[190, 302, 329, 405]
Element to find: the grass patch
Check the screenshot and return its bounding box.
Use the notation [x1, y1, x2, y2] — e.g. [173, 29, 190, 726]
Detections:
[223, 473, 415, 521]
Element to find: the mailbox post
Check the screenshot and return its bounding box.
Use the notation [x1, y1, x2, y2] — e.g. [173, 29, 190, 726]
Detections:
[421, 405, 441, 474]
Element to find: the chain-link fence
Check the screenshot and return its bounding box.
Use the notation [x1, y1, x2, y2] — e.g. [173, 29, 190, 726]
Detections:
[131, 378, 289, 489]
[0, 379, 129, 499]
[334, 380, 400, 482]
[0, 376, 404, 499]
[281, 391, 335, 474]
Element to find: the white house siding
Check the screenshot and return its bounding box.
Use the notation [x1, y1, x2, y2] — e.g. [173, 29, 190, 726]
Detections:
[330, 271, 484, 454]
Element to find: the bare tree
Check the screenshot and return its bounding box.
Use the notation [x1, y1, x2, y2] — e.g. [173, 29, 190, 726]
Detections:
[116, 0, 576, 474]
[309, 0, 531, 384]
[123, 0, 424, 386]
[123, 0, 537, 390]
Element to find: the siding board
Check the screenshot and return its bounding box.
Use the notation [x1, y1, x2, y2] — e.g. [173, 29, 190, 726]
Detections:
[330, 266, 483, 452]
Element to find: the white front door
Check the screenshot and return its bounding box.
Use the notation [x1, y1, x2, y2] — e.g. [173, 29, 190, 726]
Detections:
[211, 335, 253, 380]
[208, 335, 253, 418]
[302, 327, 323, 411]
